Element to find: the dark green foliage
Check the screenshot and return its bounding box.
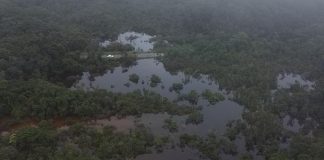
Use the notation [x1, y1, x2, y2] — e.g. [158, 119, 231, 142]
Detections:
[169, 83, 184, 93]
[0, 80, 194, 121]
[268, 152, 289, 160]
[129, 74, 140, 84]
[104, 43, 134, 52]
[179, 90, 199, 105]
[0, 146, 18, 160]
[229, 111, 283, 156]
[179, 134, 237, 160]
[201, 89, 225, 105]
[150, 74, 161, 83]
[154, 136, 170, 152]
[163, 118, 178, 133]
[150, 74, 161, 87]
[239, 153, 253, 160]
[186, 111, 204, 125]
[0, 124, 160, 160]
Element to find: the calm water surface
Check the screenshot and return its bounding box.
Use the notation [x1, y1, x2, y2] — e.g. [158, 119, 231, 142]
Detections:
[75, 59, 243, 135]
[75, 59, 243, 160]
[74, 58, 248, 159]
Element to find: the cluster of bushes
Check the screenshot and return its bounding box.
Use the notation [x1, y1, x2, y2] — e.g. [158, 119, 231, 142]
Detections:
[179, 134, 237, 160]
[0, 122, 168, 160]
[178, 90, 200, 105]
[163, 118, 178, 133]
[201, 89, 225, 105]
[186, 111, 204, 125]
[150, 74, 162, 87]
[169, 83, 184, 93]
[0, 80, 195, 121]
[129, 74, 140, 84]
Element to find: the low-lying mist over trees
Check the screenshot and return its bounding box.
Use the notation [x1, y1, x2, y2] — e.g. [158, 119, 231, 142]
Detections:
[1, 0, 324, 37]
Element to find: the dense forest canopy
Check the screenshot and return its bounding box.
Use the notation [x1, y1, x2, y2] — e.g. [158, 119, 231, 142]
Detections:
[1, 0, 324, 159]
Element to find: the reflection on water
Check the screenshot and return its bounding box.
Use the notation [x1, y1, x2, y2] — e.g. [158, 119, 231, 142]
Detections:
[75, 58, 245, 160]
[277, 73, 314, 90]
[76, 59, 228, 100]
[282, 115, 302, 133]
[138, 100, 243, 136]
[75, 59, 243, 135]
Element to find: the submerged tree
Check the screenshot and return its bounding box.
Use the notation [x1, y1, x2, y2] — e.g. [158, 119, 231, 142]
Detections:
[186, 111, 204, 125]
[150, 74, 162, 87]
[129, 74, 140, 84]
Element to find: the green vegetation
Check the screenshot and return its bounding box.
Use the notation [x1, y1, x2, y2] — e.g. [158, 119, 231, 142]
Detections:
[104, 42, 134, 52]
[154, 136, 170, 152]
[150, 74, 162, 87]
[186, 111, 204, 125]
[239, 154, 253, 160]
[129, 74, 140, 84]
[179, 90, 200, 105]
[180, 134, 237, 159]
[0, 80, 194, 122]
[201, 89, 225, 105]
[163, 118, 178, 133]
[1, 0, 324, 159]
[0, 122, 167, 160]
[169, 83, 184, 93]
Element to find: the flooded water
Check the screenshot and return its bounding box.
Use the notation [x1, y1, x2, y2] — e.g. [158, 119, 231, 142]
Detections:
[138, 100, 243, 136]
[277, 73, 315, 90]
[74, 58, 245, 159]
[75, 59, 243, 135]
[76, 59, 229, 100]
[99, 32, 155, 52]
[282, 115, 302, 133]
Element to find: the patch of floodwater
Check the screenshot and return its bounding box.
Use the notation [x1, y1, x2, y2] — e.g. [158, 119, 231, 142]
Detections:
[75, 59, 243, 136]
[138, 100, 243, 136]
[282, 115, 302, 133]
[277, 73, 314, 90]
[87, 117, 136, 132]
[75, 59, 229, 101]
[99, 32, 155, 52]
[74, 58, 244, 160]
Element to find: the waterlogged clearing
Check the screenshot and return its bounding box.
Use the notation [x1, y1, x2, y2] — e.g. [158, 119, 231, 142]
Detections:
[73, 58, 246, 159]
[100, 32, 156, 52]
[139, 100, 243, 136]
[282, 115, 302, 133]
[76, 59, 230, 100]
[75, 58, 243, 135]
[277, 73, 315, 90]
